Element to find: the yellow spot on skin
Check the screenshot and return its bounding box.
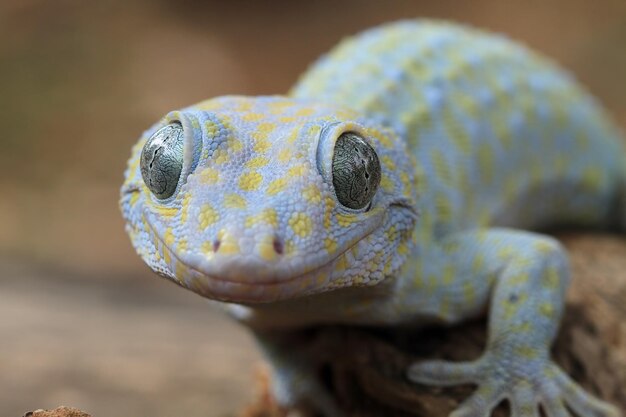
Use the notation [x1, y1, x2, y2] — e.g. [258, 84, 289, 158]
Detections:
[286, 129, 299, 144]
[175, 261, 188, 282]
[463, 281, 475, 303]
[399, 172, 411, 196]
[242, 113, 264, 122]
[371, 129, 392, 148]
[497, 246, 515, 260]
[397, 242, 409, 256]
[337, 212, 358, 227]
[223, 193, 247, 209]
[267, 178, 288, 195]
[334, 255, 348, 272]
[239, 171, 263, 191]
[539, 302, 555, 318]
[288, 165, 307, 177]
[294, 107, 314, 117]
[381, 155, 396, 171]
[435, 193, 452, 223]
[254, 123, 277, 140]
[213, 148, 231, 165]
[254, 138, 271, 154]
[534, 241, 556, 254]
[503, 293, 528, 320]
[289, 212, 313, 237]
[199, 168, 220, 184]
[257, 236, 278, 261]
[511, 322, 533, 333]
[443, 109, 471, 153]
[302, 184, 322, 204]
[245, 209, 278, 228]
[432, 149, 452, 186]
[284, 239, 296, 256]
[164, 228, 175, 246]
[268, 101, 293, 114]
[380, 176, 395, 192]
[515, 346, 538, 359]
[204, 121, 219, 137]
[195, 100, 222, 111]
[472, 254, 485, 274]
[201, 241, 214, 255]
[129, 192, 140, 207]
[229, 138, 243, 153]
[478, 142, 494, 183]
[324, 197, 334, 229]
[442, 241, 460, 254]
[324, 238, 337, 253]
[198, 204, 219, 229]
[503, 176, 519, 203]
[509, 273, 529, 286]
[581, 166, 604, 191]
[442, 265, 455, 285]
[154, 205, 179, 218]
[181, 193, 191, 223]
[216, 229, 240, 255]
[543, 266, 560, 289]
[277, 148, 292, 162]
[245, 156, 269, 169]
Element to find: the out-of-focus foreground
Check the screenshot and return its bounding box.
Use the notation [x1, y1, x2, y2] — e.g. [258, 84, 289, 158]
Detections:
[1, 1, 625, 416]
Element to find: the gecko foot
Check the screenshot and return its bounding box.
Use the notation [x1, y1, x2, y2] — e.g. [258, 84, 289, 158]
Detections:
[407, 355, 621, 417]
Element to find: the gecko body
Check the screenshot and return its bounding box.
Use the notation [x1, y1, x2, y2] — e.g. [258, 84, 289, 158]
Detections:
[121, 20, 624, 416]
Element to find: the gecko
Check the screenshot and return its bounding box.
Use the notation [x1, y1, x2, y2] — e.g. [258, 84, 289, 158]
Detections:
[120, 20, 625, 417]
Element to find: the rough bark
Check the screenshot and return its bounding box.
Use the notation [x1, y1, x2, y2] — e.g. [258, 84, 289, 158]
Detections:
[241, 233, 626, 416]
[24, 407, 91, 417]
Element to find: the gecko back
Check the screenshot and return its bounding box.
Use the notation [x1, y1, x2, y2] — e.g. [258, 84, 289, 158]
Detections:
[291, 20, 626, 235]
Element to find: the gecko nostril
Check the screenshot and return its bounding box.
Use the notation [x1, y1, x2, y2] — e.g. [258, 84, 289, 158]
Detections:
[213, 239, 221, 252]
[273, 237, 284, 255]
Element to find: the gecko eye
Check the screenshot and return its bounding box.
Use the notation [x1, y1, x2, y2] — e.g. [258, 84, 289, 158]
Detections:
[332, 132, 381, 210]
[140, 122, 184, 200]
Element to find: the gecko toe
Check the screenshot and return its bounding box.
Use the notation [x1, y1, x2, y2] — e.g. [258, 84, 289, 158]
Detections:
[551, 366, 621, 417]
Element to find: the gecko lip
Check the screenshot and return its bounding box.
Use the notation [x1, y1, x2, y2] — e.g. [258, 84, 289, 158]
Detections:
[145, 214, 384, 303]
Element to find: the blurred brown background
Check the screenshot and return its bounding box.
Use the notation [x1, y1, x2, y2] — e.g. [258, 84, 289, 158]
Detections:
[1, 1, 625, 416]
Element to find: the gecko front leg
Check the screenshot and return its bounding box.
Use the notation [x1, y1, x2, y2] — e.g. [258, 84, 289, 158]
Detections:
[405, 229, 620, 417]
[253, 329, 344, 417]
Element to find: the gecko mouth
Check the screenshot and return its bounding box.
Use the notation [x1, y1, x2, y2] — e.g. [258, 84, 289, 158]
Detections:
[144, 215, 384, 303]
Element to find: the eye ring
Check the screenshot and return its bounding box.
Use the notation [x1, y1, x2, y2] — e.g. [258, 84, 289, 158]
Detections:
[331, 132, 381, 210]
[140, 122, 185, 200]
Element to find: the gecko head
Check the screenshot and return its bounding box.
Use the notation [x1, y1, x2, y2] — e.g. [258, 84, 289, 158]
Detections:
[120, 96, 418, 303]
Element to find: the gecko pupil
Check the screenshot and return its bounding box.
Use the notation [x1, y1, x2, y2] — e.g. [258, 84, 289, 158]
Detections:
[140, 122, 185, 200]
[332, 132, 381, 210]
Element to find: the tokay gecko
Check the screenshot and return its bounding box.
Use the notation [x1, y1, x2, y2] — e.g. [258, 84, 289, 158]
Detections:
[120, 20, 625, 417]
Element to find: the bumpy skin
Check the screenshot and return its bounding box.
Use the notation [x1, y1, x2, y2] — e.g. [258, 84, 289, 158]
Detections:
[120, 20, 625, 417]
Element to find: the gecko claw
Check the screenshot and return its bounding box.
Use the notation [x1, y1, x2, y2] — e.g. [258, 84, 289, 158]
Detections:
[407, 357, 621, 417]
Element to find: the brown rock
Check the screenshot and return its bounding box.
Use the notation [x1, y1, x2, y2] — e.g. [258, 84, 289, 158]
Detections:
[242, 233, 626, 416]
[24, 406, 91, 417]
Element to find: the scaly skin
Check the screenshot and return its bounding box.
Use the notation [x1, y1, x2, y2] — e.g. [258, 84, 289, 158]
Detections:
[120, 20, 624, 416]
